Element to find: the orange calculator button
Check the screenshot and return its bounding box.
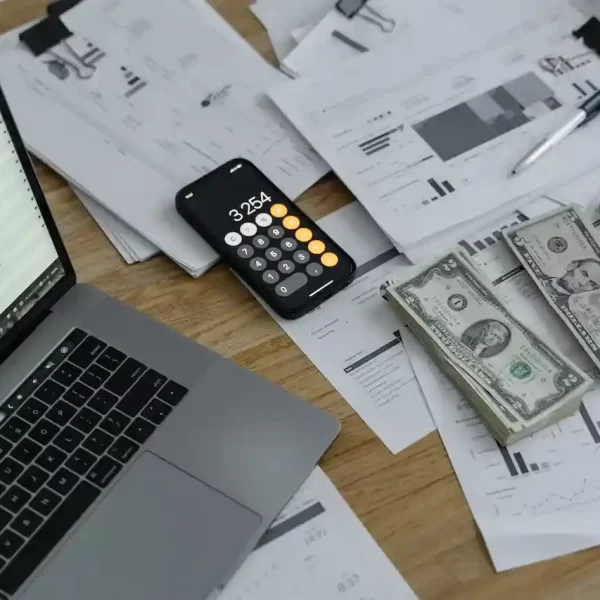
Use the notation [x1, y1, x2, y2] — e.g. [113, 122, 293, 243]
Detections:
[282, 215, 300, 230]
[295, 228, 313, 242]
[308, 240, 325, 255]
[321, 252, 339, 267]
[270, 204, 288, 218]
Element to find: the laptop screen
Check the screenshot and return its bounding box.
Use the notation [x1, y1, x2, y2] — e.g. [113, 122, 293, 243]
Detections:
[0, 113, 65, 341]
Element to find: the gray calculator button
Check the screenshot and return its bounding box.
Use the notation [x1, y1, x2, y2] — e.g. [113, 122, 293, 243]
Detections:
[263, 270, 280, 284]
[293, 250, 310, 264]
[275, 273, 309, 297]
[268, 226, 284, 239]
[306, 263, 324, 277]
[253, 235, 270, 249]
[275, 273, 308, 298]
[278, 260, 295, 275]
[250, 257, 267, 271]
[280, 238, 297, 252]
[237, 244, 254, 259]
[266, 247, 283, 261]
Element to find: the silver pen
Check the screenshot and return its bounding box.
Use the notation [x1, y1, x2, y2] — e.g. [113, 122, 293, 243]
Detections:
[511, 90, 600, 176]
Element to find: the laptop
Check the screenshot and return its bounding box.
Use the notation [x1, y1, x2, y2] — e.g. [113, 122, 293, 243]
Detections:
[0, 86, 340, 599]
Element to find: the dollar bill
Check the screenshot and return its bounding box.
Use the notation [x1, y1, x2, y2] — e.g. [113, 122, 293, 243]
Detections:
[383, 250, 592, 444]
[504, 205, 600, 370]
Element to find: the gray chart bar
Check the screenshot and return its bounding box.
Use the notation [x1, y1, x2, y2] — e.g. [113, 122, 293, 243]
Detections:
[580, 403, 600, 443]
[256, 502, 326, 549]
[344, 334, 401, 373]
[497, 442, 518, 477]
[514, 452, 528, 474]
[353, 247, 400, 279]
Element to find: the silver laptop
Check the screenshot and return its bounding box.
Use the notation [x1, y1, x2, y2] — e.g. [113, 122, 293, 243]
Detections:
[0, 87, 340, 600]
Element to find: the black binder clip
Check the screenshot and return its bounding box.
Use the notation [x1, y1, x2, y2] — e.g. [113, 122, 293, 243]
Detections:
[19, 16, 97, 79]
[573, 17, 600, 56]
[335, 0, 396, 34]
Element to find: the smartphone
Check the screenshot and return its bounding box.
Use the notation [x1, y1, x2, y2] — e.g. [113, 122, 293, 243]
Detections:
[176, 159, 356, 319]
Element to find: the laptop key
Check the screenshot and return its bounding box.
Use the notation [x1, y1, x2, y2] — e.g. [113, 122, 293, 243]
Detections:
[0, 440, 12, 462]
[51, 362, 82, 388]
[46, 401, 77, 428]
[28, 419, 59, 446]
[104, 358, 145, 396]
[18, 466, 49, 494]
[124, 418, 156, 444]
[29, 488, 61, 517]
[62, 382, 94, 408]
[88, 389, 118, 415]
[0, 530, 24, 560]
[99, 411, 130, 436]
[0, 418, 31, 444]
[0, 460, 24, 486]
[69, 336, 106, 369]
[65, 448, 96, 476]
[117, 369, 166, 417]
[141, 399, 172, 425]
[86, 456, 122, 488]
[71, 407, 101, 435]
[96, 347, 126, 372]
[17, 398, 48, 425]
[53, 426, 84, 454]
[0, 481, 100, 595]
[0, 487, 31, 514]
[47, 468, 78, 496]
[11, 508, 43, 538]
[34, 380, 65, 405]
[107, 437, 139, 463]
[82, 429, 113, 456]
[0, 508, 11, 531]
[79, 364, 110, 390]
[11, 439, 42, 466]
[157, 381, 188, 406]
[35, 446, 67, 473]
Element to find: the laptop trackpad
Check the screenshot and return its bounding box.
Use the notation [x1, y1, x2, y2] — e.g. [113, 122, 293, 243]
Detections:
[21, 452, 262, 600]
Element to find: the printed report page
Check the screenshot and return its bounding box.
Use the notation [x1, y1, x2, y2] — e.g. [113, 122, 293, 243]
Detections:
[0, 116, 58, 316]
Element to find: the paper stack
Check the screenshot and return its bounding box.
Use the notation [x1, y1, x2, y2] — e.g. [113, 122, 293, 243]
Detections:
[0, 0, 327, 275]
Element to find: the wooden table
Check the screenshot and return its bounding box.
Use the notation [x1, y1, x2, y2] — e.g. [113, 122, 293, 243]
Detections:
[2, 1, 600, 598]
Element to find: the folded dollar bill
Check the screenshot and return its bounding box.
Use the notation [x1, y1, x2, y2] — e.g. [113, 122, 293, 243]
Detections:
[504, 205, 600, 371]
[383, 250, 592, 445]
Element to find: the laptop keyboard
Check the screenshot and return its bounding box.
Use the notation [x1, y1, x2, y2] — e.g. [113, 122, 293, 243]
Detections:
[0, 329, 189, 596]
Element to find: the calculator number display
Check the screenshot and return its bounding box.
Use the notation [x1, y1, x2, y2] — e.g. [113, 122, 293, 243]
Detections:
[229, 192, 272, 222]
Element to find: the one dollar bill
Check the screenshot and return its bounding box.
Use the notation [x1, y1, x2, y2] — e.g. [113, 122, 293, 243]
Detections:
[383, 250, 591, 444]
[504, 205, 600, 370]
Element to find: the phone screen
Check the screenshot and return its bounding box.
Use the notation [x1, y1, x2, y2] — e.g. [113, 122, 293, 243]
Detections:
[177, 159, 355, 318]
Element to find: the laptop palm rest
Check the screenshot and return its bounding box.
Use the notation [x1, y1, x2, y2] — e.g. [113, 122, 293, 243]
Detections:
[20, 452, 262, 600]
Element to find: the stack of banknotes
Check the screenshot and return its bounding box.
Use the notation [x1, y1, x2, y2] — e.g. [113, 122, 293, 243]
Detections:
[383, 242, 593, 445]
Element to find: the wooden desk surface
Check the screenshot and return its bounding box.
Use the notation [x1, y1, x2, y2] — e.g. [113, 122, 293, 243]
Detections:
[2, 1, 599, 598]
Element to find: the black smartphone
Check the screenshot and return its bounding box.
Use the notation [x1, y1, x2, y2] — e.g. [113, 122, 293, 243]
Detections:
[176, 159, 356, 319]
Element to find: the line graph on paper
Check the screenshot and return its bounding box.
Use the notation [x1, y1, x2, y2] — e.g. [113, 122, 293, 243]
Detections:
[492, 477, 600, 517]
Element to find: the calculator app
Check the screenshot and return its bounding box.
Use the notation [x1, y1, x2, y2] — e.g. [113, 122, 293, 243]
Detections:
[180, 159, 355, 315]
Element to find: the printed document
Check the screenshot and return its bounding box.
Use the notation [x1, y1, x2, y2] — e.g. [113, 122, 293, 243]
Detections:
[270, 1, 600, 251]
[221, 467, 417, 600]
[0, 0, 327, 275]
[263, 202, 434, 454]
[402, 209, 600, 571]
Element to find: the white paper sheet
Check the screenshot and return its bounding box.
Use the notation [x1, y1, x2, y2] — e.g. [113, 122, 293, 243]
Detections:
[0, 0, 327, 276]
[400, 209, 600, 571]
[74, 188, 158, 264]
[262, 203, 434, 454]
[282, 0, 455, 77]
[220, 467, 417, 600]
[250, 0, 336, 62]
[270, 1, 600, 251]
